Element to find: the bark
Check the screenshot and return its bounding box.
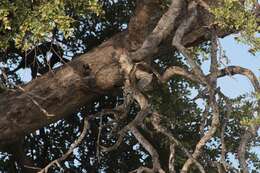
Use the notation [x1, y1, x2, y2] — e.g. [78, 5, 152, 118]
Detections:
[0, 37, 124, 147]
[0, 0, 251, 147]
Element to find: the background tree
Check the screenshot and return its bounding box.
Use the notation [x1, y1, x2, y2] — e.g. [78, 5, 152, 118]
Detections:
[0, 0, 259, 172]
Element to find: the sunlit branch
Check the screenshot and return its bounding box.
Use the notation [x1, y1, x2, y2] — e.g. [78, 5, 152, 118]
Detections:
[131, 0, 184, 62]
[169, 143, 176, 173]
[161, 66, 201, 83]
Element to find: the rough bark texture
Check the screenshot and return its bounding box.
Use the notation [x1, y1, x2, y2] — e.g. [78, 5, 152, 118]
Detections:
[0, 38, 124, 146]
[0, 0, 251, 148]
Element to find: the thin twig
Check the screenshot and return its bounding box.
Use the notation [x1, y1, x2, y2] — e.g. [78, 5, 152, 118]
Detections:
[38, 118, 89, 173]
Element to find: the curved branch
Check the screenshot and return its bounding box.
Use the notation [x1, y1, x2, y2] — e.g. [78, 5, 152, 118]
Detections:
[39, 118, 89, 173]
[214, 66, 260, 92]
[157, 17, 221, 173]
[161, 66, 201, 83]
[172, 1, 207, 83]
[118, 49, 166, 173]
[130, 126, 165, 173]
[160, 65, 260, 95]
[100, 135, 124, 153]
[181, 97, 219, 173]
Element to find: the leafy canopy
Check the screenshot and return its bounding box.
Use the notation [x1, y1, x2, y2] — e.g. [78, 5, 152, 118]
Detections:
[0, 0, 260, 172]
[0, 0, 101, 50]
[211, 0, 260, 54]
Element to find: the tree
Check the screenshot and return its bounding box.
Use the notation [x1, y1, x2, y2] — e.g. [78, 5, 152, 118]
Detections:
[0, 0, 259, 172]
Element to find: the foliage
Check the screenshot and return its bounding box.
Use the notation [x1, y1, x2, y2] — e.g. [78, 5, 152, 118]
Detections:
[0, 0, 259, 172]
[0, 0, 101, 50]
[211, 0, 260, 54]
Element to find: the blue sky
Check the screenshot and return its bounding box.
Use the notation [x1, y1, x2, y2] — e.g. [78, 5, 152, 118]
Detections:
[217, 36, 260, 169]
[210, 36, 260, 98]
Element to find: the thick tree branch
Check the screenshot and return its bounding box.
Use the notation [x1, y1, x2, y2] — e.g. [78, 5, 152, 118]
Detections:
[0, 39, 124, 147]
[128, 0, 163, 51]
[130, 0, 184, 61]
[161, 66, 200, 83]
[0, 0, 258, 149]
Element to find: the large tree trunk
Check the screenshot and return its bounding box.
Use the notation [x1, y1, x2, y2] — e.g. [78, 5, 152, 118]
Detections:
[0, 0, 236, 147]
[0, 35, 125, 147]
